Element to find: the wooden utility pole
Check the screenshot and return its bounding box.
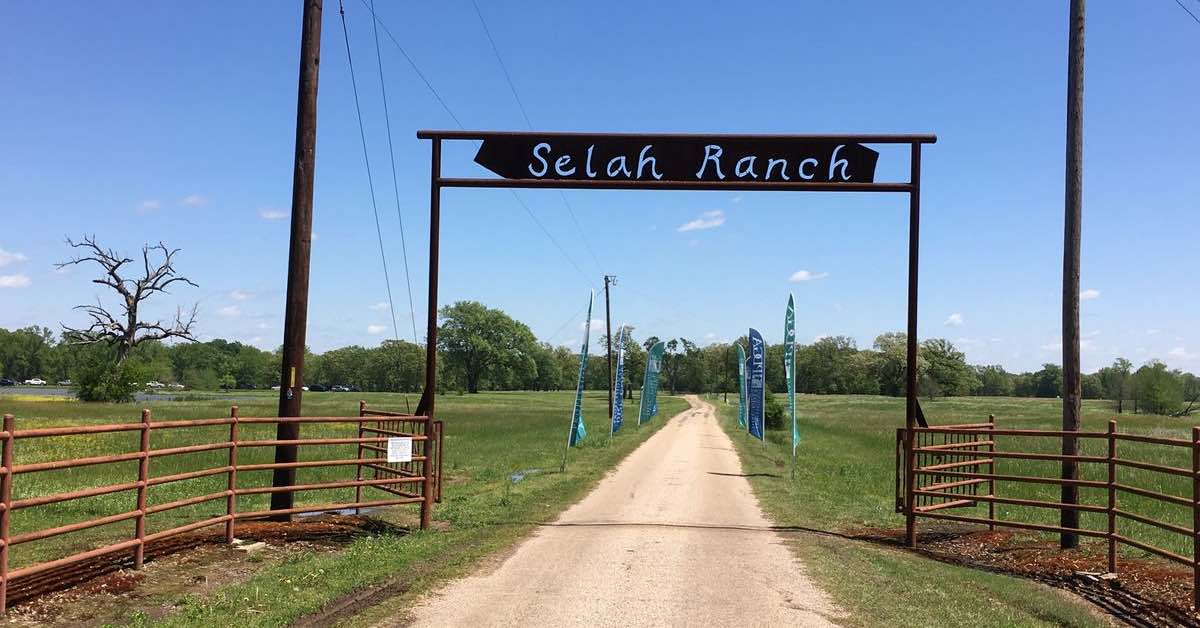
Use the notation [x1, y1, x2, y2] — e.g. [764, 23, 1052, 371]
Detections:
[1060, 0, 1085, 549]
[272, 0, 323, 516]
[604, 275, 616, 425]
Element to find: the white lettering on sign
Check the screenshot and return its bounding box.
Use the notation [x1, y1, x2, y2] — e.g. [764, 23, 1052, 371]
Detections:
[387, 437, 413, 463]
[476, 131, 889, 184]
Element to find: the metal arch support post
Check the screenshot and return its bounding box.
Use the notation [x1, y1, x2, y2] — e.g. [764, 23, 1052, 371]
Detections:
[905, 142, 922, 434]
[904, 142, 922, 548]
[416, 139, 441, 420]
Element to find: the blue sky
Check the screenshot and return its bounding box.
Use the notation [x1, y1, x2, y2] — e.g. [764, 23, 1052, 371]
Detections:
[1, 1, 1197, 373]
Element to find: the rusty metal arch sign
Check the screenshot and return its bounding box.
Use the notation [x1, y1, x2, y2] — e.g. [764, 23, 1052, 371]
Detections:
[413, 130, 936, 433]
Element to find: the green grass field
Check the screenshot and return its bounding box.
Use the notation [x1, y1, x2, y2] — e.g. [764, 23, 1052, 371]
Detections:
[714, 393, 1196, 627]
[0, 389, 685, 626]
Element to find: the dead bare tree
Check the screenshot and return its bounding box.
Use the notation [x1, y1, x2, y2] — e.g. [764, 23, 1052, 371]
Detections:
[56, 235, 199, 363]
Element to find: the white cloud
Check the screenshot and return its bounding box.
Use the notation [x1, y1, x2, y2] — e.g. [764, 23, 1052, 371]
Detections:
[0, 248, 28, 267]
[229, 289, 252, 301]
[1040, 341, 1061, 352]
[218, 305, 241, 317]
[944, 312, 964, 327]
[138, 199, 161, 212]
[813, 335, 829, 343]
[369, 302, 390, 311]
[789, 270, 829, 282]
[181, 194, 207, 207]
[255, 321, 272, 330]
[1169, 347, 1196, 360]
[0, 274, 31, 288]
[366, 324, 387, 335]
[259, 208, 288, 221]
[1146, 329, 1161, 336]
[1080, 288, 1101, 301]
[677, 210, 725, 232]
[731, 196, 743, 204]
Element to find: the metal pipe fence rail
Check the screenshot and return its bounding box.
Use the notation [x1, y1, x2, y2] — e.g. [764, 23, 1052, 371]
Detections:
[898, 417, 1200, 607]
[0, 403, 442, 613]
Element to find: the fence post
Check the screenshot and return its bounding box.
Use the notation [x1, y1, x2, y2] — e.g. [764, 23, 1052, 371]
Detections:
[134, 409, 151, 569]
[0, 414, 14, 615]
[1108, 420, 1117, 574]
[225, 406, 239, 544]
[904, 427, 917, 548]
[435, 419, 444, 503]
[1192, 425, 1199, 609]
[421, 417, 433, 530]
[356, 401, 366, 512]
[987, 414, 996, 530]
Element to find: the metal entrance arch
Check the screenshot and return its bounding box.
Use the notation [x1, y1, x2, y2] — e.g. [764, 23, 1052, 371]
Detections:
[413, 129, 935, 534]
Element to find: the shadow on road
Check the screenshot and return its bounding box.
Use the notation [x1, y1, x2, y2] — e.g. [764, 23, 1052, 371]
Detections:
[707, 471, 781, 479]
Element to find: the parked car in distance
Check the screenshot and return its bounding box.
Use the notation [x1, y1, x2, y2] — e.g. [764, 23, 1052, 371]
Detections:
[330, 385, 349, 392]
[24, 378, 46, 386]
[0, 378, 14, 387]
[168, 383, 185, 389]
[308, 384, 328, 392]
[146, 381, 164, 389]
[58, 379, 72, 386]
[271, 385, 281, 391]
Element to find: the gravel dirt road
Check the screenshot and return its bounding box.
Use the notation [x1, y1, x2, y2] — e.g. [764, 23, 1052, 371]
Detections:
[400, 395, 841, 627]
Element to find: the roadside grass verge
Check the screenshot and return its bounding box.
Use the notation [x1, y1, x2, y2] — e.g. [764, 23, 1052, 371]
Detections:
[0, 390, 683, 625]
[712, 393, 1190, 626]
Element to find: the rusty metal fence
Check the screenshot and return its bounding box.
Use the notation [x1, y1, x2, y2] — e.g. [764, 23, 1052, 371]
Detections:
[898, 417, 1200, 606]
[0, 403, 442, 613]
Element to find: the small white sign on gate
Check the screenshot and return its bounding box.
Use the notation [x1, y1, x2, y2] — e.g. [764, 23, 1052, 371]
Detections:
[386, 437, 413, 463]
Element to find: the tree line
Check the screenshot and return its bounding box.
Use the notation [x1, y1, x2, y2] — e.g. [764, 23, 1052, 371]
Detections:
[2, 300, 1197, 415]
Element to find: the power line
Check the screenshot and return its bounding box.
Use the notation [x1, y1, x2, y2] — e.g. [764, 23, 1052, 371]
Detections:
[468, 0, 607, 277]
[558, 191, 605, 275]
[546, 298, 592, 347]
[356, 0, 598, 289]
[357, 0, 464, 128]
[468, 0, 533, 129]
[336, 2, 402, 347]
[1175, 0, 1200, 25]
[368, 0, 419, 345]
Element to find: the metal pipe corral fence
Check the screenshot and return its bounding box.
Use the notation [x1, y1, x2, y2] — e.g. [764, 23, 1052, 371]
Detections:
[0, 402, 441, 613]
[899, 416, 1200, 608]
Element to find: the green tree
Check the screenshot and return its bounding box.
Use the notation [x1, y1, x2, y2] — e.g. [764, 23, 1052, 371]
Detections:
[920, 339, 979, 397]
[795, 336, 863, 394]
[527, 343, 562, 391]
[1031, 364, 1063, 398]
[1098, 358, 1133, 413]
[1134, 361, 1183, 415]
[872, 332, 915, 397]
[365, 340, 424, 392]
[0, 326, 55, 381]
[974, 365, 1014, 396]
[437, 301, 538, 393]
